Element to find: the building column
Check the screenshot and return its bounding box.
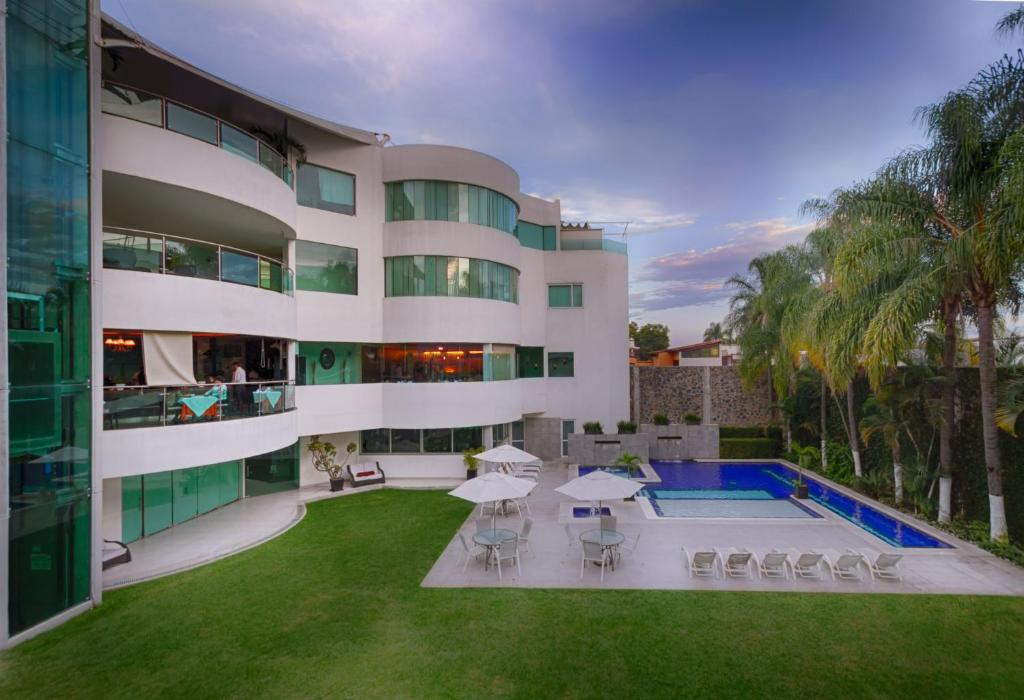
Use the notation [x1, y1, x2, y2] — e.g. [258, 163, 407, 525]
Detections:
[702, 366, 712, 424]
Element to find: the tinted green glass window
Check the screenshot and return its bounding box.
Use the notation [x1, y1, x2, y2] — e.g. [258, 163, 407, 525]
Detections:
[197, 466, 221, 515]
[102, 230, 162, 272]
[165, 239, 218, 280]
[221, 250, 259, 286]
[453, 427, 484, 452]
[143, 470, 174, 536]
[384, 255, 517, 303]
[361, 428, 391, 453]
[121, 476, 143, 543]
[297, 162, 355, 215]
[548, 352, 575, 378]
[423, 428, 452, 453]
[384, 180, 517, 234]
[245, 442, 299, 497]
[295, 240, 358, 294]
[166, 102, 218, 144]
[391, 429, 421, 453]
[220, 122, 258, 161]
[172, 468, 199, 525]
[549, 284, 583, 308]
[102, 83, 162, 126]
[516, 346, 545, 378]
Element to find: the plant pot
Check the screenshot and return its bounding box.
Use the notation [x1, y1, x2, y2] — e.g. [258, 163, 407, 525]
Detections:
[330, 478, 345, 492]
[794, 482, 809, 499]
[466, 469, 478, 480]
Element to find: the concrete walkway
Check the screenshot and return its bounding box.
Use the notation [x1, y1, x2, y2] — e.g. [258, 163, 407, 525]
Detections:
[103, 477, 461, 589]
[422, 464, 1024, 596]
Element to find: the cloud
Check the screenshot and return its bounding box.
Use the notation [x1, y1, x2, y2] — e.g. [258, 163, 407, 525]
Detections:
[630, 217, 813, 312]
[531, 189, 696, 235]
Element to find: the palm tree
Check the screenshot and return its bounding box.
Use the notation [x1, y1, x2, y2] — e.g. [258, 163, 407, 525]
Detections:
[860, 376, 916, 505]
[826, 52, 1024, 539]
[996, 4, 1024, 38]
[703, 321, 725, 342]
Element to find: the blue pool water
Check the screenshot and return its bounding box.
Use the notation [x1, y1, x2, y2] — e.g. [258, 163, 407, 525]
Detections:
[572, 506, 612, 518]
[638, 461, 951, 548]
[578, 466, 643, 479]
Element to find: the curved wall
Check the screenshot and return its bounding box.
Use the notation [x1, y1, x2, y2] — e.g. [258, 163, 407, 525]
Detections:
[382, 144, 520, 202]
[382, 220, 522, 269]
[99, 113, 297, 231]
[382, 381, 524, 428]
[101, 411, 298, 478]
[382, 296, 521, 345]
[103, 268, 297, 338]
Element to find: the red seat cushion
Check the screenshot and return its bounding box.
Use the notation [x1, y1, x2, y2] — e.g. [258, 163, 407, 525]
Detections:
[356, 470, 376, 478]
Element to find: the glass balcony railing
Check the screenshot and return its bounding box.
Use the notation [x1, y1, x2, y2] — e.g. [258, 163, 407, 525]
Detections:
[559, 237, 627, 254]
[101, 81, 294, 186]
[103, 381, 295, 430]
[103, 227, 294, 295]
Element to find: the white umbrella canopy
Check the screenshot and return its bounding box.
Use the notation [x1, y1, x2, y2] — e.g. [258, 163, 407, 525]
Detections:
[555, 470, 642, 517]
[449, 472, 537, 527]
[474, 444, 540, 465]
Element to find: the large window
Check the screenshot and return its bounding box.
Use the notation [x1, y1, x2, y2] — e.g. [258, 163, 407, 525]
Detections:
[385, 256, 518, 303]
[549, 284, 583, 308]
[245, 442, 300, 497]
[297, 342, 361, 385]
[516, 347, 545, 378]
[296, 240, 358, 294]
[385, 180, 517, 234]
[361, 427, 483, 454]
[297, 162, 356, 215]
[516, 220, 557, 251]
[548, 352, 575, 378]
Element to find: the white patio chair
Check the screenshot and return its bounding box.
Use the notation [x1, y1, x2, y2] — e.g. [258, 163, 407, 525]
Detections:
[494, 536, 521, 581]
[564, 524, 579, 550]
[580, 540, 609, 582]
[829, 552, 866, 582]
[758, 551, 790, 580]
[723, 550, 755, 579]
[600, 515, 617, 532]
[518, 518, 533, 554]
[456, 533, 487, 573]
[682, 548, 720, 579]
[867, 552, 903, 582]
[511, 495, 532, 516]
[791, 551, 826, 580]
[618, 530, 643, 560]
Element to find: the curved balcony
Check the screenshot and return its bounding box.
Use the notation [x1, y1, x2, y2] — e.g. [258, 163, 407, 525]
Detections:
[382, 296, 521, 345]
[99, 97, 296, 229]
[382, 219, 523, 270]
[382, 144, 521, 203]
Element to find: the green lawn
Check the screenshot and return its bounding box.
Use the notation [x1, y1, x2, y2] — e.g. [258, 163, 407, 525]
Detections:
[2, 490, 1023, 699]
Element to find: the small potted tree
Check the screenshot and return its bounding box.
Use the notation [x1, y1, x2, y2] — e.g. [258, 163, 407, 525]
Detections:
[307, 435, 356, 492]
[790, 443, 820, 499]
[463, 446, 483, 480]
[582, 421, 604, 435]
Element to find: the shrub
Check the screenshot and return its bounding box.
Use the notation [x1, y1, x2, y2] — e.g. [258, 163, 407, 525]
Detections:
[719, 437, 775, 459]
[582, 421, 603, 435]
[653, 413, 670, 426]
[462, 446, 484, 472]
[683, 412, 701, 425]
[616, 420, 637, 434]
[719, 425, 765, 438]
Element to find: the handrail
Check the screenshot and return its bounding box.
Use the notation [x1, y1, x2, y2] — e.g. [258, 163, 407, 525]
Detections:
[103, 379, 292, 390]
[103, 226, 293, 295]
[103, 380, 296, 429]
[104, 225, 285, 265]
[101, 80, 291, 185]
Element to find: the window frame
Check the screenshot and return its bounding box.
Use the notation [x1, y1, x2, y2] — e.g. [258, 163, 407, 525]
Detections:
[548, 283, 583, 308]
[297, 161, 357, 216]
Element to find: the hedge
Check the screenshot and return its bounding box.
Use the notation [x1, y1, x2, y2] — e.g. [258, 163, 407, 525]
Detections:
[720, 437, 777, 459]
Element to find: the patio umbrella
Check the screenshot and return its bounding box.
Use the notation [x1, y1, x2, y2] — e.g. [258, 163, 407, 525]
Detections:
[474, 444, 540, 466]
[555, 470, 642, 520]
[448, 471, 537, 528]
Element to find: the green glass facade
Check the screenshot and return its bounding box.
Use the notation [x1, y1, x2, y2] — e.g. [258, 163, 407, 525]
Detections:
[516, 346, 545, 378]
[548, 284, 583, 308]
[297, 162, 355, 215]
[385, 256, 519, 303]
[245, 442, 300, 497]
[295, 240, 357, 294]
[360, 427, 484, 454]
[120, 461, 242, 543]
[385, 180, 517, 235]
[515, 221, 557, 251]
[6, 0, 93, 635]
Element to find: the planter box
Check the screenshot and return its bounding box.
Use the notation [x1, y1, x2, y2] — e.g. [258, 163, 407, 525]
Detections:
[567, 433, 650, 466]
[639, 424, 720, 460]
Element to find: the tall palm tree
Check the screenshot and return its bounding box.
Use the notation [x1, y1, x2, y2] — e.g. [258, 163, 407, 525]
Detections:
[996, 4, 1024, 38]
[702, 321, 724, 342]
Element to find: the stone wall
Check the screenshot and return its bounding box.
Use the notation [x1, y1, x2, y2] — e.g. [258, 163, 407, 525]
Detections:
[524, 416, 562, 462]
[631, 365, 772, 427]
[640, 424, 720, 459]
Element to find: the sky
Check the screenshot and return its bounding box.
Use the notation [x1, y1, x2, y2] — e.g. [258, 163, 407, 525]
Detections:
[103, 0, 1023, 344]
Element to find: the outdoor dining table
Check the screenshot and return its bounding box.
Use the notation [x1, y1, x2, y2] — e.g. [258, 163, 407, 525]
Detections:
[252, 388, 283, 413]
[580, 529, 626, 570]
[473, 528, 517, 569]
[177, 394, 219, 422]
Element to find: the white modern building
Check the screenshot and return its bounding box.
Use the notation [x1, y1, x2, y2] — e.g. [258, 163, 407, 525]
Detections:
[1, 5, 627, 645]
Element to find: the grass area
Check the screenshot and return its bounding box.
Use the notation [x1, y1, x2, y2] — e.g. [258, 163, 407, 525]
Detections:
[2, 490, 1023, 699]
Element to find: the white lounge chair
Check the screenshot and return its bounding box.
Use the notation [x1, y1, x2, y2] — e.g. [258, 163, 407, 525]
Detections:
[867, 552, 903, 582]
[581, 540, 609, 582]
[792, 552, 826, 580]
[829, 552, 866, 581]
[759, 551, 790, 580]
[494, 536, 521, 581]
[456, 533, 487, 572]
[723, 551, 755, 579]
[683, 548, 720, 579]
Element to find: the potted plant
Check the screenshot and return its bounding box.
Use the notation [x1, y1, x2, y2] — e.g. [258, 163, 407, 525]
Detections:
[582, 421, 604, 435]
[616, 420, 637, 434]
[683, 412, 701, 425]
[615, 452, 642, 478]
[653, 413, 670, 426]
[790, 443, 820, 499]
[307, 436, 356, 492]
[463, 446, 483, 480]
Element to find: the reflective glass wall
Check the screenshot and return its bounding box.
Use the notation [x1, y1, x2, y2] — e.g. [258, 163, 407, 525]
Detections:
[385, 256, 518, 303]
[360, 427, 484, 454]
[295, 240, 357, 295]
[297, 343, 517, 384]
[245, 442, 299, 497]
[6, 0, 93, 635]
[515, 221, 557, 251]
[385, 180, 517, 235]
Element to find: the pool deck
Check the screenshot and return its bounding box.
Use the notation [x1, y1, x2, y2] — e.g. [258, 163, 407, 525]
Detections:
[422, 462, 1024, 595]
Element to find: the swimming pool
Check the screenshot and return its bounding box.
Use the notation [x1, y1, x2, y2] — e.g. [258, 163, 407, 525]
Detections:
[639, 461, 951, 548]
[578, 466, 645, 480]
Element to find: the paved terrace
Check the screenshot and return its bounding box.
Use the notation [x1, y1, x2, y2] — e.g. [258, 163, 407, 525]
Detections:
[422, 465, 1024, 596]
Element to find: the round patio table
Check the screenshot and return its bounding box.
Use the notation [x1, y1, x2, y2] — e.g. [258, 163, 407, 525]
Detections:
[473, 528, 517, 570]
[580, 529, 626, 570]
